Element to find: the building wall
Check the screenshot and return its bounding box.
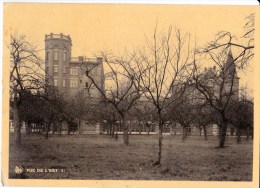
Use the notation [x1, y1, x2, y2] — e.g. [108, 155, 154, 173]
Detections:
[45, 33, 72, 94]
[45, 33, 104, 100]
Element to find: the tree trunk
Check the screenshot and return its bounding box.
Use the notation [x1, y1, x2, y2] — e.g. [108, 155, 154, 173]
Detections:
[111, 123, 114, 138]
[122, 116, 129, 145]
[129, 121, 132, 135]
[52, 122, 55, 134]
[115, 124, 118, 140]
[67, 122, 70, 136]
[182, 126, 187, 142]
[78, 118, 81, 134]
[13, 102, 21, 145]
[182, 126, 185, 142]
[106, 123, 109, 134]
[219, 121, 228, 148]
[58, 121, 62, 135]
[203, 125, 208, 140]
[236, 125, 241, 143]
[170, 124, 173, 135]
[45, 122, 50, 139]
[139, 121, 141, 135]
[25, 122, 29, 134]
[156, 122, 163, 165]
[246, 126, 250, 141]
[154, 114, 163, 165]
[199, 126, 202, 136]
[25, 122, 28, 134]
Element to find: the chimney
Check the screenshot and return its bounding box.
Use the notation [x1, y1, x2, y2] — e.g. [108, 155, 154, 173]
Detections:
[213, 66, 216, 70]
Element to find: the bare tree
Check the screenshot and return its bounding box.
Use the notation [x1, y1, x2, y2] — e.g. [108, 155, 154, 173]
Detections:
[28, 84, 67, 139]
[193, 103, 215, 140]
[132, 26, 194, 164]
[16, 90, 48, 134]
[167, 96, 195, 142]
[9, 33, 44, 145]
[85, 52, 142, 145]
[129, 98, 156, 135]
[193, 14, 254, 148]
[193, 49, 240, 147]
[228, 90, 253, 143]
[201, 13, 254, 69]
[68, 90, 95, 134]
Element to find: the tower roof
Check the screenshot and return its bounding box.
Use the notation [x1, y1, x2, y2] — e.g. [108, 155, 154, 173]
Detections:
[223, 49, 237, 77]
[226, 49, 234, 64]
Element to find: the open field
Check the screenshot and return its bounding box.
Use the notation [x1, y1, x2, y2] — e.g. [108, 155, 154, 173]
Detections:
[9, 133, 253, 181]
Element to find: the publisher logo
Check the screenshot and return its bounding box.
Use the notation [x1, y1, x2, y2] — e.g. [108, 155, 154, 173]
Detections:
[14, 166, 24, 174]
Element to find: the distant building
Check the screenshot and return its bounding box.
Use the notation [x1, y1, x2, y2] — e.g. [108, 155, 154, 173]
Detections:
[201, 50, 239, 101]
[173, 49, 240, 136]
[44, 33, 104, 99]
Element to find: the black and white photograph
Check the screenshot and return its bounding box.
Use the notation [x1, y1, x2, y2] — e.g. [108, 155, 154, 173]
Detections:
[2, 2, 259, 187]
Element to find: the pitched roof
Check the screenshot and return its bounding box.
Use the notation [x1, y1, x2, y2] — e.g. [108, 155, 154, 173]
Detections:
[223, 49, 236, 76]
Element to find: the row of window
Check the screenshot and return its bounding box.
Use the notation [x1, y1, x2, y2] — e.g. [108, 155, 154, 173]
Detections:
[53, 66, 78, 75]
[53, 79, 90, 88]
[46, 48, 67, 61]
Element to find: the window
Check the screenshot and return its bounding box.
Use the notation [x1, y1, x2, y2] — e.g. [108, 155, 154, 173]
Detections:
[70, 80, 78, 88]
[54, 66, 58, 73]
[54, 79, 58, 86]
[63, 49, 67, 61]
[70, 68, 78, 75]
[85, 82, 88, 88]
[54, 48, 59, 60]
[63, 79, 66, 87]
[63, 67, 66, 74]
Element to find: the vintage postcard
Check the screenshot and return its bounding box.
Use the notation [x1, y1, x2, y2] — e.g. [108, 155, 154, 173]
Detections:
[2, 2, 260, 188]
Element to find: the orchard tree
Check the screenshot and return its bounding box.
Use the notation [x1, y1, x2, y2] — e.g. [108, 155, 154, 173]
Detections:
[193, 103, 215, 140]
[68, 90, 95, 134]
[85, 52, 143, 145]
[42, 85, 67, 139]
[9, 33, 44, 145]
[192, 14, 254, 148]
[228, 93, 253, 143]
[17, 90, 46, 133]
[132, 26, 194, 164]
[130, 98, 156, 135]
[167, 93, 195, 142]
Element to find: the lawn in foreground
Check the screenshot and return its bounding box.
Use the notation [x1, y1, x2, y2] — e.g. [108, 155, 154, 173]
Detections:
[9, 133, 253, 180]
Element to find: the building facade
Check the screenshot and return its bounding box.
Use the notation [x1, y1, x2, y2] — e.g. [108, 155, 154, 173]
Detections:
[45, 33, 104, 99]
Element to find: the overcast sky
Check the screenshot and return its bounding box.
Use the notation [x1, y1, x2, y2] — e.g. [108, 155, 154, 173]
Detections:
[3, 3, 256, 94]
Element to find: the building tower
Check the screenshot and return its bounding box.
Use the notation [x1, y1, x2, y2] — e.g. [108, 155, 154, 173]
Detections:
[45, 33, 72, 94]
[223, 49, 239, 99]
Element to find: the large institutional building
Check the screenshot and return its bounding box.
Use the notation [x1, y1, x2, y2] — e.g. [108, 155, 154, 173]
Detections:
[45, 33, 104, 99]
[43, 33, 240, 135]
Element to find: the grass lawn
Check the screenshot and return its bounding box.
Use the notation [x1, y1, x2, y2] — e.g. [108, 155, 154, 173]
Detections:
[9, 133, 253, 181]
